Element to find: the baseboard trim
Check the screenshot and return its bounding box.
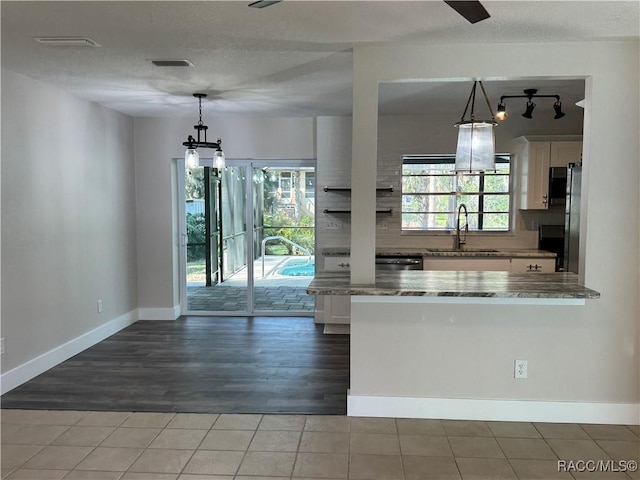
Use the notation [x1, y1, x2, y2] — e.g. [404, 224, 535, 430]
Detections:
[324, 324, 350, 335]
[347, 392, 640, 425]
[137, 306, 180, 320]
[1, 310, 138, 395]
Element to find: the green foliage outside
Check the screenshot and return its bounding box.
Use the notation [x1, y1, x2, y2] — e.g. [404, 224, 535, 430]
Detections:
[402, 162, 510, 231]
[264, 210, 314, 255]
[186, 212, 206, 261]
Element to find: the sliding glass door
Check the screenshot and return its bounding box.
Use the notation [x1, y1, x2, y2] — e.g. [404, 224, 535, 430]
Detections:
[179, 159, 315, 315]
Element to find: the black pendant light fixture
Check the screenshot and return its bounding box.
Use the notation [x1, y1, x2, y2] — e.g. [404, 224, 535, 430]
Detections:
[496, 89, 566, 121]
[454, 81, 498, 172]
[182, 93, 225, 169]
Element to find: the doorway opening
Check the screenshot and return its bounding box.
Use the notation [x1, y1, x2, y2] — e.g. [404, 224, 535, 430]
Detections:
[179, 159, 316, 315]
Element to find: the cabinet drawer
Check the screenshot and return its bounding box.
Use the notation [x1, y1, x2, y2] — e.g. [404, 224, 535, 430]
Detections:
[324, 256, 351, 271]
[510, 258, 556, 273]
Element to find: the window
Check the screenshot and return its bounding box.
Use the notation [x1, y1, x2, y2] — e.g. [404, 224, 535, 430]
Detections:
[304, 171, 315, 198]
[401, 155, 511, 232]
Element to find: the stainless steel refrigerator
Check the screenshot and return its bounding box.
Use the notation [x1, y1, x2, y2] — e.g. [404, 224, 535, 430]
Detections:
[564, 164, 582, 274]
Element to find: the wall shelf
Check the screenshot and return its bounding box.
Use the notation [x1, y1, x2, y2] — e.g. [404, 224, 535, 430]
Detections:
[323, 186, 394, 192]
[323, 208, 393, 214]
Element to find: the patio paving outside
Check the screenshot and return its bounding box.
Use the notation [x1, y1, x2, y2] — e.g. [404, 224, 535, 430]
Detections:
[187, 255, 315, 312]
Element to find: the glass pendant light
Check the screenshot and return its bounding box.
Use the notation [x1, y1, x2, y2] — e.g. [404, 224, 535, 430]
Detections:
[454, 122, 496, 172]
[454, 81, 497, 172]
[185, 148, 199, 169]
[213, 146, 225, 169]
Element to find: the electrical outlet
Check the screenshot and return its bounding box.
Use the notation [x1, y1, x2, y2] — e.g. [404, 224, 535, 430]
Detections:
[531, 220, 539, 230]
[514, 359, 528, 379]
[378, 221, 388, 230]
[1, 337, 4, 355]
[326, 221, 343, 230]
[97, 300, 103, 314]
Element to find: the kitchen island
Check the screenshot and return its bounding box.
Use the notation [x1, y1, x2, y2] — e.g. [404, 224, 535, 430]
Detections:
[306, 271, 616, 424]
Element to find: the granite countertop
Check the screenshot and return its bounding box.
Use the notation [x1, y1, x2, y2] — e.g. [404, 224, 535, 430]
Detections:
[321, 248, 557, 258]
[307, 270, 600, 299]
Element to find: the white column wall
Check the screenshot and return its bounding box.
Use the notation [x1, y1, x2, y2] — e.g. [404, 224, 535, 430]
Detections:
[349, 41, 639, 406]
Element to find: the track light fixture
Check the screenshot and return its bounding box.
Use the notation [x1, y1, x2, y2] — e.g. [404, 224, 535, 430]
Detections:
[454, 81, 498, 172]
[495, 102, 508, 121]
[496, 88, 566, 121]
[522, 100, 536, 119]
[182, 93, 225, 169]
[553, 100, 566, 119]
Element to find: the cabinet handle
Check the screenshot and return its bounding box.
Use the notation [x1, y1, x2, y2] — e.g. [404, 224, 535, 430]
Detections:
[339, 262, 350, 268]
[542, 194, 548, 205]
[527, 264, 542, 271]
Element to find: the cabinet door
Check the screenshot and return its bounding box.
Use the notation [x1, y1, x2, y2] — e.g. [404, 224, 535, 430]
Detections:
[324, 295, 350, 324]
[324, 256, 351, 271]
[550, 141, 582, 168]
[525, 142, 551, 209]
[510, 258, 556, 273]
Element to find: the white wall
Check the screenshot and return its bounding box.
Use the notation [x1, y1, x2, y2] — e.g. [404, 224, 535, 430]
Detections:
[1, 69, 137, 374]
[316, 116, 353, 255]
[349, 41, 639, 406]
[133, 116, 316, 314]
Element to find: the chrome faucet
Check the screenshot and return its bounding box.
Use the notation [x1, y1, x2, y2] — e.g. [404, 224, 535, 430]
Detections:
[454, 203, 468, 251]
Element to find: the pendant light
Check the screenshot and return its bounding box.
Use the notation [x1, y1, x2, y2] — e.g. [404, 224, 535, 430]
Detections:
[182, 93, 225, 169]
[454, 81, 497, 172]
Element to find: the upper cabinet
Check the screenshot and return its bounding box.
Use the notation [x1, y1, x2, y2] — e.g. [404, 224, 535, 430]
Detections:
[513, 136, 582, 210]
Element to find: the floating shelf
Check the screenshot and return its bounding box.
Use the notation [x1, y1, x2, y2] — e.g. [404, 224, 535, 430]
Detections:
[323, 186, 394, 192]
[323, 208, 393, 214]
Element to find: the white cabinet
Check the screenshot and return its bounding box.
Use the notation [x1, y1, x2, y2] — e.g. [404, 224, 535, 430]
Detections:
[510, 258, 556, 273]
[324, 256, 350, 271]
[319, 256, 351, 331]
[518, 141, 551, 210]
[323, 295, 350, 325]
[423, 258, 511, 271]
[514, 137, 582, 210]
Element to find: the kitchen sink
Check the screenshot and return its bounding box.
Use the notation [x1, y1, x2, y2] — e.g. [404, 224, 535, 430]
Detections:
[424, 248, 500, 253]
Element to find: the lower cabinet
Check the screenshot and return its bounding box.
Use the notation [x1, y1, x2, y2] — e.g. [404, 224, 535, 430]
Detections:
[318, 255, 556, 331]
[510, 258, 556, 273]
[423, 257, 555, 273]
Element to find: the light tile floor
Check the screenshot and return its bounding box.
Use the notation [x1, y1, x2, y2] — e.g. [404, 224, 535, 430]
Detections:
[1, 410, 638, 480]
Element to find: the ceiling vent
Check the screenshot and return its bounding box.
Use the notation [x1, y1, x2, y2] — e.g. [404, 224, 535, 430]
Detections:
[33, 36, 102, 47]
[149, 59, 194, 67]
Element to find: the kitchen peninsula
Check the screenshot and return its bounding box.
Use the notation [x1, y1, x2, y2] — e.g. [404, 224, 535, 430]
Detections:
[307, 270, 606, 423]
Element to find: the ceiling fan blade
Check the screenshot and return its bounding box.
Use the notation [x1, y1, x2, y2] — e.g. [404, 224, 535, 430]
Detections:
[443, 1, 490, 24]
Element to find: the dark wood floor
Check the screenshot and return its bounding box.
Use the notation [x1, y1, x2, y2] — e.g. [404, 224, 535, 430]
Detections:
[1, 317, 350, 414]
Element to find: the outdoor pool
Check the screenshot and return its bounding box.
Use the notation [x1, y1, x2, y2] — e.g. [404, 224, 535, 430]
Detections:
[275, 258, 315, 277]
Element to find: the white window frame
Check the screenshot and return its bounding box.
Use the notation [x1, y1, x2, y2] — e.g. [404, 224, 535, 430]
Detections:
[401, 154, 512, 233]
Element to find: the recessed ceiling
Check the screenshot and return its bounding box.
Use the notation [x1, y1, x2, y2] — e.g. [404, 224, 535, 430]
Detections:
[1, 1, 637, 117]
[378, 79, 586, 116]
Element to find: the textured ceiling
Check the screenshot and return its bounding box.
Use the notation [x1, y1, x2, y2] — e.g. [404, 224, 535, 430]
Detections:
[1, 1, 637, 117]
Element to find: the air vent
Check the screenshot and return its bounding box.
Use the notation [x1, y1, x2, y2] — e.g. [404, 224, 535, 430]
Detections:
[149, 59, 194, 67]
[33, 37, 102, 47]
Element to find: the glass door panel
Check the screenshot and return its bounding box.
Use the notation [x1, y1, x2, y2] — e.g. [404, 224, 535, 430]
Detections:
[251, 166, 316, 313]
[182, 160, 315, 315]
[186, 164, 249, 312]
